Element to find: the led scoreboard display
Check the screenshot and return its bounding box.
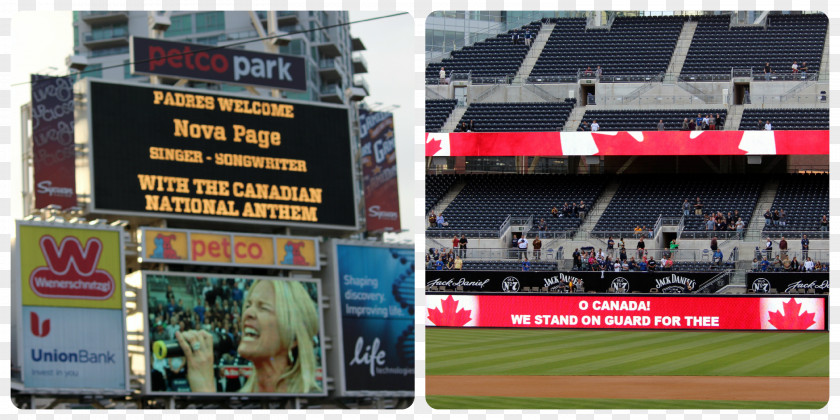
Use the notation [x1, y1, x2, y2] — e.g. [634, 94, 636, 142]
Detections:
[83, 80, 357, 229]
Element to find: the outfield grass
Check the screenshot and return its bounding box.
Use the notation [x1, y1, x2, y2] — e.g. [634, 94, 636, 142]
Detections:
[426, 395, 827, 410]
[426, 329, 829, 377]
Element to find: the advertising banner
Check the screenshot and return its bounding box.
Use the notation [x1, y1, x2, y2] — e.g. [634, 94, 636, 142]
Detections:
[22, 306, 126, 390]
[16, 221, 127, 392]
[426, 294, 827, 331]
[84, 80, 357, 229]
[18, 223, 123, 309]
[335, 244, 414, 395]
[140, 227, 319, 270]
[143, 271, 326, 396]
[425, 130, 829, 156]
[359, 109, 401, 233]
[131, 37, 307, 91]
[31, 74, 77, 209]
[426, 270, 721, 293]
[747, 272, 829, 294]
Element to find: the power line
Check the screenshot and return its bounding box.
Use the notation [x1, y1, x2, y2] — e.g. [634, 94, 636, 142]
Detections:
[14, 11, 408, 87]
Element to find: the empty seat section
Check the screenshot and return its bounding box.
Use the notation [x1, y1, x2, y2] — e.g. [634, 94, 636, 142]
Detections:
[763, 173, 828, 233]
[426, 174, 459, 214]
[581, 109, 727, 131]
[680, 14, 827, 79]
[455, 99, 576, 132]
[425, 99, 458, 132]
[738, 108, 828, 130]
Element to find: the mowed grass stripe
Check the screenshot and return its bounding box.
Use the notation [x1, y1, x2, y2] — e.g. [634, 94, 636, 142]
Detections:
[425, 395, 827, 410]
[426, 329, 632, 370]
[426, 329, 618, 362]
[428, 330, 685, 374]
[703, 333, 828, 377]
[617, 332, 798, 376]
[492, 330, 732, 375]
[426, 329, 829, 377]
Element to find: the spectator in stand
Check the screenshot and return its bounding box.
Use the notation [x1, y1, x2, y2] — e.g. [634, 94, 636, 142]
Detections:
[578, 121, 589, 131]
[637, 237, 645, 259]
[628, 257, 637, 271]
[572, 248, 582, 270]
[578, 200, 587, 219]
[713, 249, 724, 266]
[751, 258, 759, 271]
[657, 119, 665, 131]
[670, 239, 679, 257]
[681, 118, 689, 131]
[764, 62, 772, 81]
[695, 114, 703, 129]
[702, 115, 710, 130]
[694, 197, 704, 215]
[590, 120, 600, 132]
[648, 258, 657, 271]
[801, 234, 810, 258]
[588, 253, 597, 271]
[194, 298, 206, 324]
[517, 235, 528, 260]
[469, 119, 475, 132]
[459, 234, 468, 258]
[533, 237, 542, 260]
[688, 119, 696, 130]
[764, 237, 773, 259]
[804, 257, 815, 272]
[764, 209, 772, 226]
[436, 213, 446, 227]
[716, 113, 724, 130]
[760, 257, 770, 272]
[705, 216, 714, 231]
[538, 218, 548, 238]
[584, 66, 593, 76]
[779, 236, 788, 258]
[522, 256, 531, 271]
[619, 245, 627, 262]
[425, 254, 433, 269]
[621, 259, 629, 271]
[435, 257, 444, 270]
[596, 66, 603, 78]
[452, 235, 460, 252]
[710, 236, 719, 253]
[765, 120, 773, 131]
[551, 206, 559, 218]
[779, 209, 787, 227]
[614, 260, 622, 272]
[562, 202, 571, 217]
[736, 218, 745, 232]
[772, 209, 781, 226]
[800, 61, 808, 74]
[607, 236, 615, 258]
[757, 119, 763, 131]
[790, 256, 800, 271]
[429, 212, 437, 227]
[682, 199, 691, 216]
[439, 67, 446, 84]
[639, 257, 648, 272]
[709, 114, 716, 130]
[820, 215, 828, 231]
[792, 61, 799, 74]
[634, 225, 643, 237]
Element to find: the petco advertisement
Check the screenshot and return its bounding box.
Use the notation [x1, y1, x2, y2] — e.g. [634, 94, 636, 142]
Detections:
[426, 295, 827, 331]
[22, 306, 126, 390]
[335, 244, 414, 395]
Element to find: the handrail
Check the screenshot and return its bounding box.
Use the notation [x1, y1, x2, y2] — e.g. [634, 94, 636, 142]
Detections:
[499, 214, 513, 237]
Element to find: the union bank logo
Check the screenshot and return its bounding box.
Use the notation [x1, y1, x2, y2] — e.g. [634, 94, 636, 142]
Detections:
[30, 312, 50, 338]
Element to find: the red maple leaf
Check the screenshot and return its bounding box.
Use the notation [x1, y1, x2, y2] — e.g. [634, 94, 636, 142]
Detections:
[427, 295, 472, 326]
[767, 298, 817, 330]
[425, 135, 443, 156]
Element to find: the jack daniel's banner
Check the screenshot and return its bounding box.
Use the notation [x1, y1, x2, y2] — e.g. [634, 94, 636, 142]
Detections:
[747, 272, 829, 294]
[426, 271, 723, 293]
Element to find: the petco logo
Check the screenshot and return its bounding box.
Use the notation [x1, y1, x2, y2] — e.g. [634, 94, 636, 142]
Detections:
[134, 37, 306, 91]
[30, 312, 50, 338]
[29, 235, 115, 300]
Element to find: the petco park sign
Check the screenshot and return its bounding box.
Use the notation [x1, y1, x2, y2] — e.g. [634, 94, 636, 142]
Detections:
[131, 37, 306, 91]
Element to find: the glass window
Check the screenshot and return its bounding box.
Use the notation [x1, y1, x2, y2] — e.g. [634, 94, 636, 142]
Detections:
[89, 23, 128, 41]
[90, 45, 129, 57]
[166, 15, 192, 37]
[76, 63, 102, 80]
[195, 35, 222, 45]
[195, 11, 224, 33]
[74, 26, 79, 48]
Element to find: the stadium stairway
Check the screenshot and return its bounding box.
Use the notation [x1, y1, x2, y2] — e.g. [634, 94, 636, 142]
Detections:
[572, 178, 621, 241]
[744, 178, 780, 243]
[725, 105, 744, 129]
[429, 178, 468, 218]
[515, 22, 556, 81]
[663, 20, 697, 84]
[563, 106, 588, 131]
[440, 106, 468, 132]
[819, 27, 830, 81]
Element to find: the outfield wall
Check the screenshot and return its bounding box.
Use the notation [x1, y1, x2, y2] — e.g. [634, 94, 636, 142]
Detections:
[425, 294, 828, 331]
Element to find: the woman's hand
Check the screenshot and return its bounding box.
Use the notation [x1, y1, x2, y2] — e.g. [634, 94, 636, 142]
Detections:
[176, 330, 216, 393]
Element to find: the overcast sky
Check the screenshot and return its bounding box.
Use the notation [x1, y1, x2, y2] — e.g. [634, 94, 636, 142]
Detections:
[6, 11, 415, 238]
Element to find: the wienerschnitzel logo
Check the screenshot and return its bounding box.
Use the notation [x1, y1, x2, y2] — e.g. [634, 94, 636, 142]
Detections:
[29, 235, 116, 300]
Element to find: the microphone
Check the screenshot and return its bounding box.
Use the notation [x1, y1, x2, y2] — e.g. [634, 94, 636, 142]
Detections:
[153, 331, 235, 359]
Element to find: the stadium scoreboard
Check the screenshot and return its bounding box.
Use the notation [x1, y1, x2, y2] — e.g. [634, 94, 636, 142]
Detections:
[78, 80, 358, 229]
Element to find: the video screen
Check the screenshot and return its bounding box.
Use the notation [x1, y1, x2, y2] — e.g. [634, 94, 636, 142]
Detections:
[144, 272, 325, 395]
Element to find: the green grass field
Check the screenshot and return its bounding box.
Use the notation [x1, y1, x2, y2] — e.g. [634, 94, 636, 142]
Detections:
[425, 396, 826, 410]
[426, 328, 829, 409]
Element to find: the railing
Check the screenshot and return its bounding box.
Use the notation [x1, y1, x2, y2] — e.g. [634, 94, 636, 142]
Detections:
[425, 229, 500, 239]
[522, 83, 560, 102]
[622, 73, 665, 102]
[425, 86, 446, 100]
[523, 230, 574, 240]
[499, 215, 513, 237]
[591, 230, 652, 240]
[761, 230, 829, 240]
[679, 230, 744, 240]
[781, 72, 820, 100]
[473, 84, 504, 103]
[752, 249, 829, 263]
[732, 68, 753, 78]
[694, 270, 732, 294]
[676, 215, 686, 239]
[450, 247, 564, 261]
